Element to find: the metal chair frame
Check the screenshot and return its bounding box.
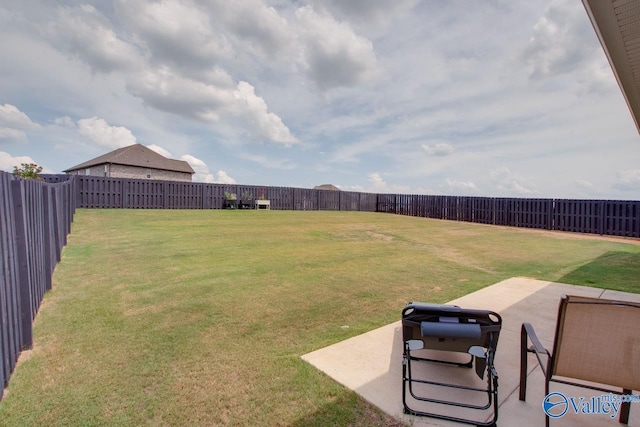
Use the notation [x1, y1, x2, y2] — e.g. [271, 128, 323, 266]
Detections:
[520, 295, 640, 426]
[402, 302, 502, 427]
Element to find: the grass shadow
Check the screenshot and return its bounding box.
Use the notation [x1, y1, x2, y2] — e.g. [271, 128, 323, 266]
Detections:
[558, 251, 640, 293]
[290, 393, 406, 427]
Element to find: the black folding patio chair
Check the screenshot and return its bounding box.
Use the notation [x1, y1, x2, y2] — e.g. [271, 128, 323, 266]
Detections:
[402, 302, 502, 426]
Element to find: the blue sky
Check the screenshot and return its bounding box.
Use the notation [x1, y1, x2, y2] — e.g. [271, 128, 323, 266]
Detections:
[1, 0, 639, 199]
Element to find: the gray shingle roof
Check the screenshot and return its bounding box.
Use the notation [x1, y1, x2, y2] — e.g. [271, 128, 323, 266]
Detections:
[313, 184, 341, 191]
[64, 144, 195, 174]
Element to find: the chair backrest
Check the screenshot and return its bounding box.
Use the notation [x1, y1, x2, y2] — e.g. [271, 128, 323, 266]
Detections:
[402, 302, 502, 354]
[552, 295, 640, 391]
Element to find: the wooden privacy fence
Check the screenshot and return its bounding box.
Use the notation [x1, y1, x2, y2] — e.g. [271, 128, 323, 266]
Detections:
[378, 194, 640, 237]
[0, 173, 638, 400]
[53, 175, 379, 211]
[43, 175, 640, 238]
[0, 171, 75, 399]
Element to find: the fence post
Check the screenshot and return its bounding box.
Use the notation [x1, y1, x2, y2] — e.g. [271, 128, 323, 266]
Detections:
[163, 181, 168, 209]
[598, 201, 604, 235]
[51, 186, 62, 262]
[10, 180, 33, 350]
[42, 187, 53, 291]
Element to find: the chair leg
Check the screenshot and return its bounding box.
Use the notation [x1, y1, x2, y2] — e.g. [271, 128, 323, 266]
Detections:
[619, 389, 631, 424]
[519, 325, 528, 401]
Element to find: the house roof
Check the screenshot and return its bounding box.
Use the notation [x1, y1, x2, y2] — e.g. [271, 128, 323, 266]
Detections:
[313, 184, 341, 191]
[64, 144, 195, 174]
[582, 0, 640, 135]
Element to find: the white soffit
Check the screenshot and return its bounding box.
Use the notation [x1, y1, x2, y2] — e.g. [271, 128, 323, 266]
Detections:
[583, 0, 640, 135]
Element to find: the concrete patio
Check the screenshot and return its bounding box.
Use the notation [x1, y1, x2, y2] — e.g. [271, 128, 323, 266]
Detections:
[301, 277, 639, 426]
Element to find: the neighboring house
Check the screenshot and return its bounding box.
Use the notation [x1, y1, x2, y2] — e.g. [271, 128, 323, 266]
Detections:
[64, 144, 195, 182]
[314, 184, 341, 191]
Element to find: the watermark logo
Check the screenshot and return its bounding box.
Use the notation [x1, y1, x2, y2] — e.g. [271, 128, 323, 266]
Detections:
[543, 392, 568, 418]
[542, 392, 639, 419]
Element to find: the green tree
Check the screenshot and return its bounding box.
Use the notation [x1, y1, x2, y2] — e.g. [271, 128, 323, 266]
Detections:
[12, 162, 44, 181]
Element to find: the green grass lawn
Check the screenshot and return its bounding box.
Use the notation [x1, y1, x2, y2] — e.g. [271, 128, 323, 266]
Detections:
[1, 209, 639, 426]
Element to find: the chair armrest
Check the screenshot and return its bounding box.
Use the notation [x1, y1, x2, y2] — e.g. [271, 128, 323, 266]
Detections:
[519, 322, 551, 401]
[522, 322, 548, 357]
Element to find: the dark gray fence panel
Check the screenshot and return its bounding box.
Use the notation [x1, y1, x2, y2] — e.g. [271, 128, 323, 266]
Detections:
[0, 172, 76, 400]
[560, 200, 596, 234]
[318, 190, 340, 210]
[472, 197, 495, 225]
[600, 200, 640, 237]
[507, 198, 550, 229]
[268, 186, 293, 210]
[12, 179, 40, 349]
[128, 179, 162, 209]
[77, 176, 123, 208]
[373, 193, 638, 238]
[165, 181, 201, 209]
[360, 192, 377, 212]
[204, 184, 226, 209]
[377, 194, 396, 213]
[0, 173, 20, 394]
[339, 191, 360, 211]
[293, 188, 317, 210]
[45, 175, 640, 237]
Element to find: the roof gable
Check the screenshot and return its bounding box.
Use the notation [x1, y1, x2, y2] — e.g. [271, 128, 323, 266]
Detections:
[314, 184, 341, 191]
[64, 144, 195, 174]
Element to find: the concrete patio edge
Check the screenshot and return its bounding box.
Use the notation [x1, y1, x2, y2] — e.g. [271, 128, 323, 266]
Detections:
[301, 277, 639, 426]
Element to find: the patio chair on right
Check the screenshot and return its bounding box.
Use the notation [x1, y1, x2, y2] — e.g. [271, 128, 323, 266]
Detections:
[519, 294, 640, 426]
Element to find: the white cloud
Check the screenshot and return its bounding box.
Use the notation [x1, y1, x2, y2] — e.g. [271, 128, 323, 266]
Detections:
[53, 116, 76, 128]
[115, 0, 231, 68]
[128, 67, 296, 144]
[0, 151, 38, 172]
[367, 172, 387, 192]
[295, 6, 378, 90]
[43, 4, 141, 73]
[0, 104, 40, 130]
[240, 153, 297, 170]
[146, 144, 174, 159]
[489, 166, 537, 195]
[445, 179, 477, 193]
[0, 127, 28, 144]
[524, 0, 594, 80]
[320, 0, 419, 34]
[214, 170, 236, 184]
[77, 117, 136, 149]
[366, 172, 411, 193]
[421, 143, 454, 156]
[510, 180, 536, 195]
[128, 67, 236, 122]
[612, 169, 640, 192]
[235, 81, 297, 145]
[575, 179, 594, 190]
[208, 0, 293, 59]
[181, 154, 213, 183]
[0, 104, 40, 144]
[2, 1, 640, 199]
